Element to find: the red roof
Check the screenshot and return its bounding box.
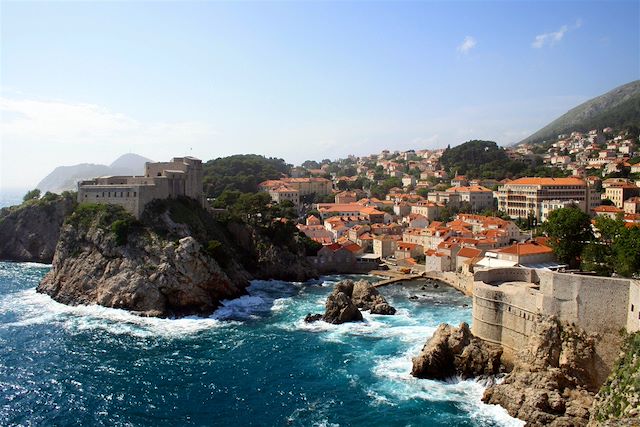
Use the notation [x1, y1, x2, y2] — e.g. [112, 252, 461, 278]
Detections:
[506, 177, 585, 186]
[457, 247, 482, 258]
[497, 242, 553, 255]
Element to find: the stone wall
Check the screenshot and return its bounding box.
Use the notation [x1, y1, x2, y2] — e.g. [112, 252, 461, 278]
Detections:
[472, 267, 636, 373]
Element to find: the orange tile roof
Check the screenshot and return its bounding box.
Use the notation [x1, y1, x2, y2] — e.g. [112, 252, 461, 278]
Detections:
[593, 206, 624, 213]
[497, 242, 553, 255]
[446, 185, 492, 193]
[457, 247, 483, 258]
[505, 177, 586, 186]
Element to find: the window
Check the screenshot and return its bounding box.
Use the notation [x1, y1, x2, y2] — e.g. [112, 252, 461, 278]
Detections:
[632, 304, 635, 312]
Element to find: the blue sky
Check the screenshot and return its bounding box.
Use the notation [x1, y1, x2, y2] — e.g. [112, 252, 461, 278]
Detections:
[1, 0, 639, 190]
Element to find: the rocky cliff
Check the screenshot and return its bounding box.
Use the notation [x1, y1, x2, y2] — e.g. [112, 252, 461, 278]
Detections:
[37, 198, 317, 317]
[411, 317, 604, 426]
[411, 323, 503, 380]
[0, 193, 77, 263]
[482, 316, 599, 427]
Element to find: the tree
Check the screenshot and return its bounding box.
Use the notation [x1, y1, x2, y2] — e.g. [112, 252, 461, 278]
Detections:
[541, 207, 593, 269]
[417, 188, 430, 198]
[23, 189, 41, 202]
[583, 216, 640, 278]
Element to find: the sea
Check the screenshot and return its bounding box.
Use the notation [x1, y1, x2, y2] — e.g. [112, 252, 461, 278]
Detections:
[0, 262, 524, 426]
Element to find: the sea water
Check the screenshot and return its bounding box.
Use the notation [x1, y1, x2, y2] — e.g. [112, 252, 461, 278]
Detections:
[0, 262, 523, 426]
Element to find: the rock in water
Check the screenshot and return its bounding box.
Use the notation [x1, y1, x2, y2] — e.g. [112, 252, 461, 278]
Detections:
[351, 280, 396, 315]
[319, 279, 397, 324]
[482, 317, 598, 427]
[304, 313, 322, 323]
[322, 281, 363, 324]
[411, 322, 502, 380]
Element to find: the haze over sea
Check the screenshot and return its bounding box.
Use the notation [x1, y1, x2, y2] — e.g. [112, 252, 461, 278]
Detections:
[0, 262, 523, 426]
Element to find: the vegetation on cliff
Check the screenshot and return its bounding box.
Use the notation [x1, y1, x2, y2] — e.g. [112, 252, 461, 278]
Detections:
[591, 331, 640, 423]
[37, 196, 317, 317]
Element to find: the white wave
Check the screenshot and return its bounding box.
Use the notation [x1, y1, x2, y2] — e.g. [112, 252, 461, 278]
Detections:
[370, 346, 524, 427]
[8, 262, 52, 268]
[213, 295, 268, 320]
[0, 288, 234, 338]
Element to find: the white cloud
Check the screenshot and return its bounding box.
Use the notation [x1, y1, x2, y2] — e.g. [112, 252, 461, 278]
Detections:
[532, 20, 582, 48]
[457, 36, 477, 54]
[0, 97, 217, 189]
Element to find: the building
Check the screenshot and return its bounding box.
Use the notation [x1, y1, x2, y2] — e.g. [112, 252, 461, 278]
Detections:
[496, 177, 598, 221]
[395, 242, 424, 260]
[267, 185, 300, 206]
[259, 177, 332, 199]
[373, 235, 400, 258]
[593, 205, 624, 219]
[624, 197, 640, 214]
[335, 191, 357, 204]
[445, 185, 494, 211]
[605, 184, 640, 208]
[77, 157, 204, 219]
[410, 201, 443, 220]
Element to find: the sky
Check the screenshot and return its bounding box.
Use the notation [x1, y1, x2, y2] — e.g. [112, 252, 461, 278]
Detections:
[1, 0, 639, 191]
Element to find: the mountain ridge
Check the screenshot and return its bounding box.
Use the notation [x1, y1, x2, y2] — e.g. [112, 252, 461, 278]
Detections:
[36, 153, 152, 194]
[518, 80, 640, 146]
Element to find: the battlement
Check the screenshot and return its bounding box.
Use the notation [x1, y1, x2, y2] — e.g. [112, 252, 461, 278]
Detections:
[77, 157, 205, 218]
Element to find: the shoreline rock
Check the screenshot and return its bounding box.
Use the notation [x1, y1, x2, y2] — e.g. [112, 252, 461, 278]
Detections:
[37, 198, 317, 318]
[411, 322, 502, 380]
[307, 279, 396, 324]
[481, 317, 598, 427]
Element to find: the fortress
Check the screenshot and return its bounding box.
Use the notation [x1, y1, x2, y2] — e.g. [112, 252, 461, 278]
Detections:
[471, 267, 640, 381]
[77, 157, 205, 218]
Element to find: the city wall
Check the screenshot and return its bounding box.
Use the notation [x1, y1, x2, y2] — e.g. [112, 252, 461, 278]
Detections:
[471, 267, 638, 375]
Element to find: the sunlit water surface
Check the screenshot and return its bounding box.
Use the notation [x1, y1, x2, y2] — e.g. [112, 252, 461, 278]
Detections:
[0, 262, 523, 426]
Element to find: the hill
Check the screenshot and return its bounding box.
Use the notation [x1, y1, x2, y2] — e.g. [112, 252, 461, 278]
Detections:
[36, 153, 152, 194]
[519, 80, 640, 146]
[202, 154, 291, 198]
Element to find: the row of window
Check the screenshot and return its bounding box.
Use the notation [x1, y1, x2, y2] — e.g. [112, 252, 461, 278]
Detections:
[84, 191, 137, 199]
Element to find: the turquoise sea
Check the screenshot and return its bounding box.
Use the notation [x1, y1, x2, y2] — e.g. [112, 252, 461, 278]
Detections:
[0, 262, 523, 426]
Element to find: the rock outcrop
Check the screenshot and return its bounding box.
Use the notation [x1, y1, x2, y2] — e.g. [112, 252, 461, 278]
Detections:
[323, 281, 363, 324]
[308, 279, 396, 324]
[37, 198, 317, 317]
[482, 317, 599, 427]
[411, 323, 503, 380]
[0, 193, 76, 263]
[351, 280, 397, 315]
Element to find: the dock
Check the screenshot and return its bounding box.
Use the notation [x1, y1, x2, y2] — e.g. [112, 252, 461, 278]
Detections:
[372, 273, 424, 288]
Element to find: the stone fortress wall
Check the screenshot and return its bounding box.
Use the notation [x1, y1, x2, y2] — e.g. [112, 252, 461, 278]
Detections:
[77, 157, 204, 218]
[472, 267, 638, 374]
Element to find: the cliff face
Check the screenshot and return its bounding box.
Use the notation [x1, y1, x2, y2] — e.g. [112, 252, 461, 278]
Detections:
[482, 316, 598, 427]
[37, 198, 317, 317]
[411, 323, 503, 380]
[0, 193, 76, 263]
